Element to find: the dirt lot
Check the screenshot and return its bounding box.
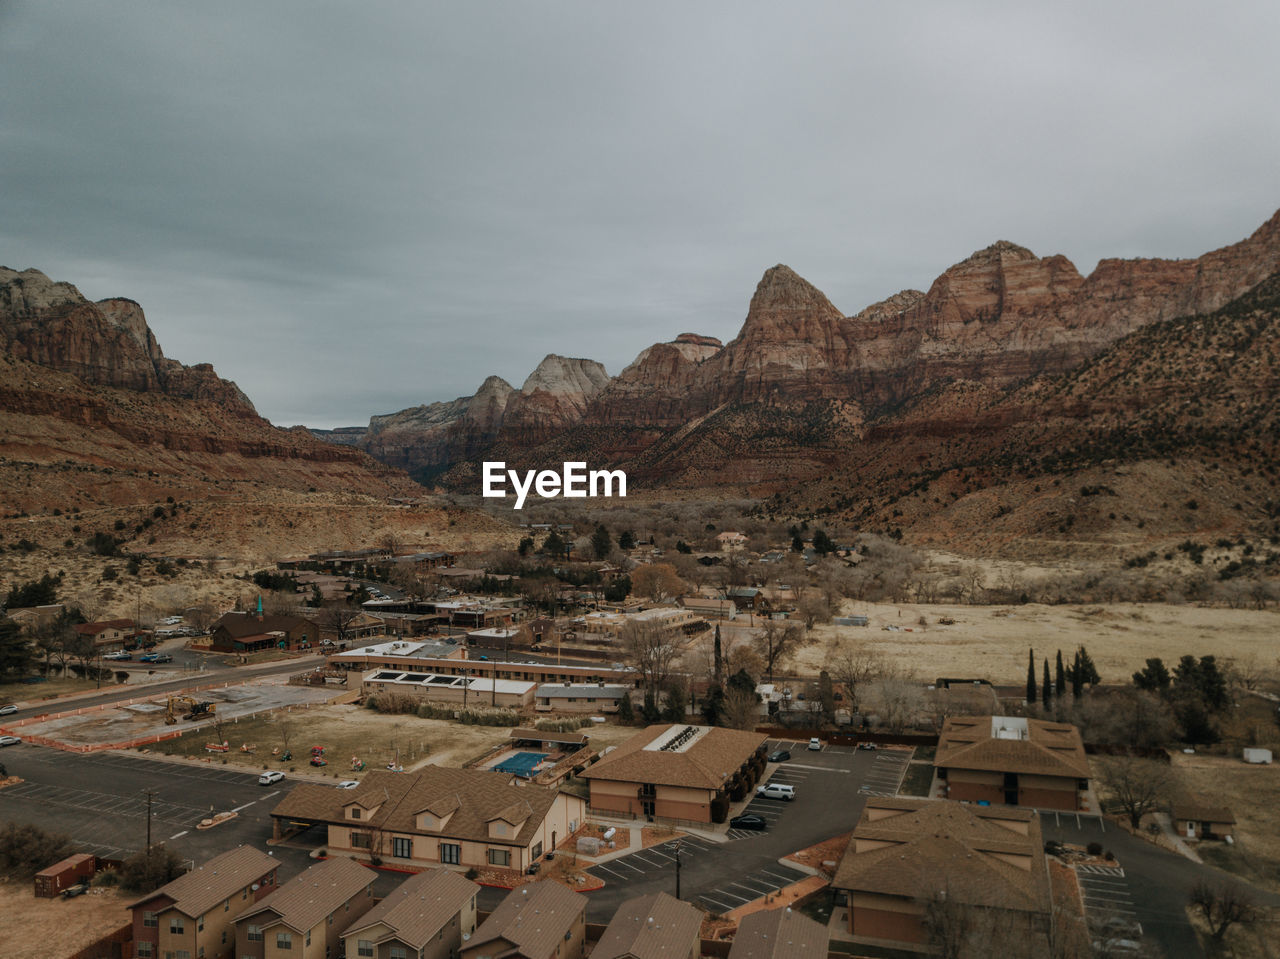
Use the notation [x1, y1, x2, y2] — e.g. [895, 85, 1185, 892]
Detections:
[795, 600, 1280, 685]
[147, 705, 641, 778]
[0, 880, 130, 959]
[1172, 752, 1280, 893]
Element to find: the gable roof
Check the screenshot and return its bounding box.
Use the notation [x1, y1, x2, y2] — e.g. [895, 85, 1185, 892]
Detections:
[131, 846, 277, 918]
[935, 715, 1090, 779]
[594, 892, 702, 959]
[237, 857, 373, 933]
[1172, 799, 1236, 824]
[581, 724, 766, 791]
[344, 868, 478, 949]
[727, 908, 829, 959]
[269, 768, 562, 847]
[469, 881, 587, 959]
[832, 799, 1050, 914]
[213, 611, 318, 638]
[74, 619, 135, 635]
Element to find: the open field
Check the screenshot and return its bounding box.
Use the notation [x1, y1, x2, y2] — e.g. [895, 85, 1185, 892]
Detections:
[0, 675, 100, 704]
[1173, 752, 1280, 894]
[147, 703, 642, 778]
[796, 600, 1280, 685]
[0, 880, 130, 959]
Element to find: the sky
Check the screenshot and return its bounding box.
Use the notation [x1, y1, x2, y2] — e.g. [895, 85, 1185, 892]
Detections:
[2, 2, 1278, 428]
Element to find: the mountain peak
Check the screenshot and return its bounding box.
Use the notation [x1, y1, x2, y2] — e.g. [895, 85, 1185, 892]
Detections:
[749, 264, 839, 315]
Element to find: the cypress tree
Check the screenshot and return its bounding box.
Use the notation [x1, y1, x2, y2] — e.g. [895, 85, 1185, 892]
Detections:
[1071, 649, 1084, 698]
[713, 623, 723, 688]
[1042, 658, 1052, 709]
[1026, 647, 1037, 704]
[1055, 649, 1066, 698]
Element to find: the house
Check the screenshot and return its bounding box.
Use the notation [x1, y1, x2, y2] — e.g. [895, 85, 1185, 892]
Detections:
[74, 619, 137, 650]
[716, 532, 748, 552]
[535, 682, 629, 713]
[934, 715, 1090, 811]
[341, 868, 479, 959]
[361, 668, 537, 709]
[594, 892, 702, 959]
[727, 907, 829, 959]
[832, 798, 1052, 950]
[269, 768, 584, 874]
[679, 597, 737, 621]
[725, 587, 763, 612]
[233, 857, 375, 959]
[580, 723, 767, 822]
[209, 610, 320, 654]
[1172, 799, 1236, 841]
[460, 881, 587, 959]
[130, 845, 279, 959]
[509, 728, 589, 752]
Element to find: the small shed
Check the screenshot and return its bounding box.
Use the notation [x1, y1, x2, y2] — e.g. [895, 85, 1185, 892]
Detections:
[1243, 747, 1273, 764]
[1172, 800, 1237, 841]
[34, 853, 97, 898]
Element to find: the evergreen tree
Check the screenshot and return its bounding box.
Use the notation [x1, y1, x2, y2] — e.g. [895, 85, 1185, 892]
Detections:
[0, 616, 33, 680]
[517, 536, 534, 557]
[791, 535, 805, 553]
[700, 686, 725, 726]
[1055, 649, 1066, 698]
[1075, 645, 1101, 687]
[590, 524, 612, 561]
[1133, 658, 1172, 693]
[812, 529, 835, 555]
[1026, 648, 1037, 704]
[542, 531, 566, 559]
[1042, 658, 1052, 709]
[713, 623, 723, 688]
[618, 530, 636, 551]
[1071, 649, 1084, 698]
[616, 693, 634, 724]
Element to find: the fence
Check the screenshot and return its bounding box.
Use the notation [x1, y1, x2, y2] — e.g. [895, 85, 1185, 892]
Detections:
[754, 726, 938, 748]
[64, 922, 133, 959]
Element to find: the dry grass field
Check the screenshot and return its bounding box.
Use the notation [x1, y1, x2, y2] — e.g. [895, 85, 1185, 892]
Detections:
[1173, 752, 1280, 893]
[0, 880, 130, 959]
[796, 600, 1280, 685]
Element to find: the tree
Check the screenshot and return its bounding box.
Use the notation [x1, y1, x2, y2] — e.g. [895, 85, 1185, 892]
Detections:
[616, 692, 634, 724]
[1173, 655, 1229, 712]
[758, 619, 808, 683]
[867, 678, 923, 733]
[661, 681, 686, 722]
[712, 624, 723, 688]
[791, 534, 804, 553]
[320, 605, 363, 647]
[630, 563, 684, 603]
[1188, 878, 1259, 944]
[0, 616, 33, 680]
[619, 619, 680, 695]
[828, 643, 888, 716]
[119, 844, 186, 893]
[701, 685, 726, 725]
[1026, 648, 1037, 704]
[1041, 658, 1051, 710]
[541, 531, 566, 559]
[818, 670, 836, 723]
[1097, 756, 1172, 829]
[722, 685, 760, 730]
[811, 529, 835, 556]
[4, 573, 61, 608]
[1073, 646, 1101, 688]
[618, 530, 636, 551]
[517, 536, 535, 557]
[1132, 658, 1171, 693]
[590, 524, 612, 561]
[1055, 649, 1066, 698]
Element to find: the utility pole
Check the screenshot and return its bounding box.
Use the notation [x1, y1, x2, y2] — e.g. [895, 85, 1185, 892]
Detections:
[144, 789, 154, 852]
[673, 839, 682, 900]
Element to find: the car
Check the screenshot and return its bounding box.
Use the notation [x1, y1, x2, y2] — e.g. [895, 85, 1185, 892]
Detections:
[138, 653, 159, 663]
[767, 749, 791, 763]
[477, 654, 489, 661]
[61, 882, 89, 899]
[808, 737, 822, 751]
[0, 704, 18, 715]
[153, 654, 173, 664]
[757, 783, 796, 801]
[258, 771, 286, 785]
[335, 780, 360, 789]
[857, 742, 877, 751]
[104, 651, 132, 661]
[0, 735, 21, 747]
[729, 814, 768, 831]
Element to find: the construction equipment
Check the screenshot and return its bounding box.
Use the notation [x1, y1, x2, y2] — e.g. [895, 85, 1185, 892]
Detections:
[164, 696, 218, 724]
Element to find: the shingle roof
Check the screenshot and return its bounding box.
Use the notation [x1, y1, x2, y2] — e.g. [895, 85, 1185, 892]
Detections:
[832, 799, 1050, 914]
[131, 846, 278, 918]
[935, 716, 1090, 779]
[727, 908, 829, 959]
[269, 768, 561, 847]
[213, 611, 317, 639]
[581, 724, 766, 791]
[237, 857, 374, 933]
[1172, 799, 1236, 824]
[535, 685, 626, 700]
[343, 868, 478, 949]
[74, 619, 135, 635]
[594, 892, 702, 959]
[468, 881, 587, 959]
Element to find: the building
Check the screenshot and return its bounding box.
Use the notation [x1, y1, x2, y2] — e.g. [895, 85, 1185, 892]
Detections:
[461, 881, 587, 959]
[233, 857, 375, 959]
[341, 868, 479, 959]
[209, 610, 320, 654]
[269, 768, 584, 874]
[934, 715, 1090, 811]
[535, 682, 629, 713]
[727, 907, 829, 959]
[716, 532, 748, 552]
[1172, 799, 1236, 841]
[581, 723, 767, 822]
[832, 798, 1052, 950]
[361, 668, 537, 709]
[509, 728, 589, 752]
[328, 646, 635, 688]
[130, 845, 280, 959]
[725, 587, 763, 612]
[679, 597, 737, 621]
[594, 892, 702, 959]
[74, 618, 138, 650]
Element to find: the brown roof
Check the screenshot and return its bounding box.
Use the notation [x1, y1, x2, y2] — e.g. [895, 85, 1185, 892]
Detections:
[213, 611, 317, 639]
[469, 880, 586, 959]
[581, 724, 766, 790]
[131, 846, 278, 918]
[237, 857, 374, 933]
[935, 716, 1090, 780]
[74, 619, 135, 635]
[1172, 799, 1236, 824]
[510, 728, 589, 746]
[594, 892, 701, 959]
[270, 768, 562, 847]
[832, 799, 1050, 915]
[344, 868, 479, 950]
[727, 908, 829, 959]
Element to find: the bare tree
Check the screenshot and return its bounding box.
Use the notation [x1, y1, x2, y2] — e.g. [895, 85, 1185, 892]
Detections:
[619, 619, 680, 695]
[319, 605, 363, 647]
[1096, 756, 1173, 829]
[827, 642, 888, 716]
[1188, 878, 1259, 945]
[722, 686, 760, 730]
[631, 563, 684, 603]
[757, 619, 808, 682]
[867, 677, 923, 733]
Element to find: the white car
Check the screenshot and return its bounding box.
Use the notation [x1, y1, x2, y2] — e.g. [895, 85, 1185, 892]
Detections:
[258, 771, 286, 786]
[0, 735, 21, 747]
[808, 737, 822, 751]
[0, 704, 18, 716]
[757, 782, 796, 801]
[335, 780, 360, 789]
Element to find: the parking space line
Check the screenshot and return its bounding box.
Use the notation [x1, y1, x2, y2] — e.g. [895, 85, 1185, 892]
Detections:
[699, 895, 739, 911]
[169, 830, 188, 839]
[591, 864, 631, 882]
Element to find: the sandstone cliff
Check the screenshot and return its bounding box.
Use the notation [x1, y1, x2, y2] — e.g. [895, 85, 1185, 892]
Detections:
[499, 355, 610, 445]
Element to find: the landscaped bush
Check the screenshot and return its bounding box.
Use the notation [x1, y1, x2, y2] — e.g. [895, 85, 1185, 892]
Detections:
[533, 717, 594, 732]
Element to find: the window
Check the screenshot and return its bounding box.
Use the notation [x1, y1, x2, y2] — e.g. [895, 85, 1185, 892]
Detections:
[390, 947, 408, 959]
[357, 942, 374, 958]
[393, 837, 413, 858]
[198, 948, 204, 958]
[247, 925, 263, 942]
[143, 911, 159, 928]
[170, 918, 185, 935]
[224, 899, 230, 911]
[441, 842, 461, 865]
[306, 931, 312, 947]
[350, 807, 362, 819]
[136, 944, 153, 958]
[197, 915, 204, 932]
[351, 831, 372, 849]
[277, 932, 293, 949]
[531, 841, 543, 860]
[488, 848, 510, 867]
[175, 952, 191, 959]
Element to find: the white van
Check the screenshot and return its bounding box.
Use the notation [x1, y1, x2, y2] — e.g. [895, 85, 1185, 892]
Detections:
[757, 782, 796, 801]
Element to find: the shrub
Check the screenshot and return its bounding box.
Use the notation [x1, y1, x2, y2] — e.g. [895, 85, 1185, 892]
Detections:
[1086, 841, 1103, 856]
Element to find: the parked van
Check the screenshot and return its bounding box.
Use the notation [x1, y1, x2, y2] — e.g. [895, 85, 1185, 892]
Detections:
[757, 782, 796, 801]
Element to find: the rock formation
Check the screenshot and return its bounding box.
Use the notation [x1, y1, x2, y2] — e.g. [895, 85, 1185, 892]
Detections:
[499, 355, 610, 445]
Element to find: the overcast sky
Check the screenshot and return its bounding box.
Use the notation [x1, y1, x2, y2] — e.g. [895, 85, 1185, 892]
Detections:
[2, 2, 1278, 428]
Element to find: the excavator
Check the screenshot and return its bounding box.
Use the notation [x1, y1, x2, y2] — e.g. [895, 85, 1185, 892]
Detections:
[163, 696, 217, 725]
